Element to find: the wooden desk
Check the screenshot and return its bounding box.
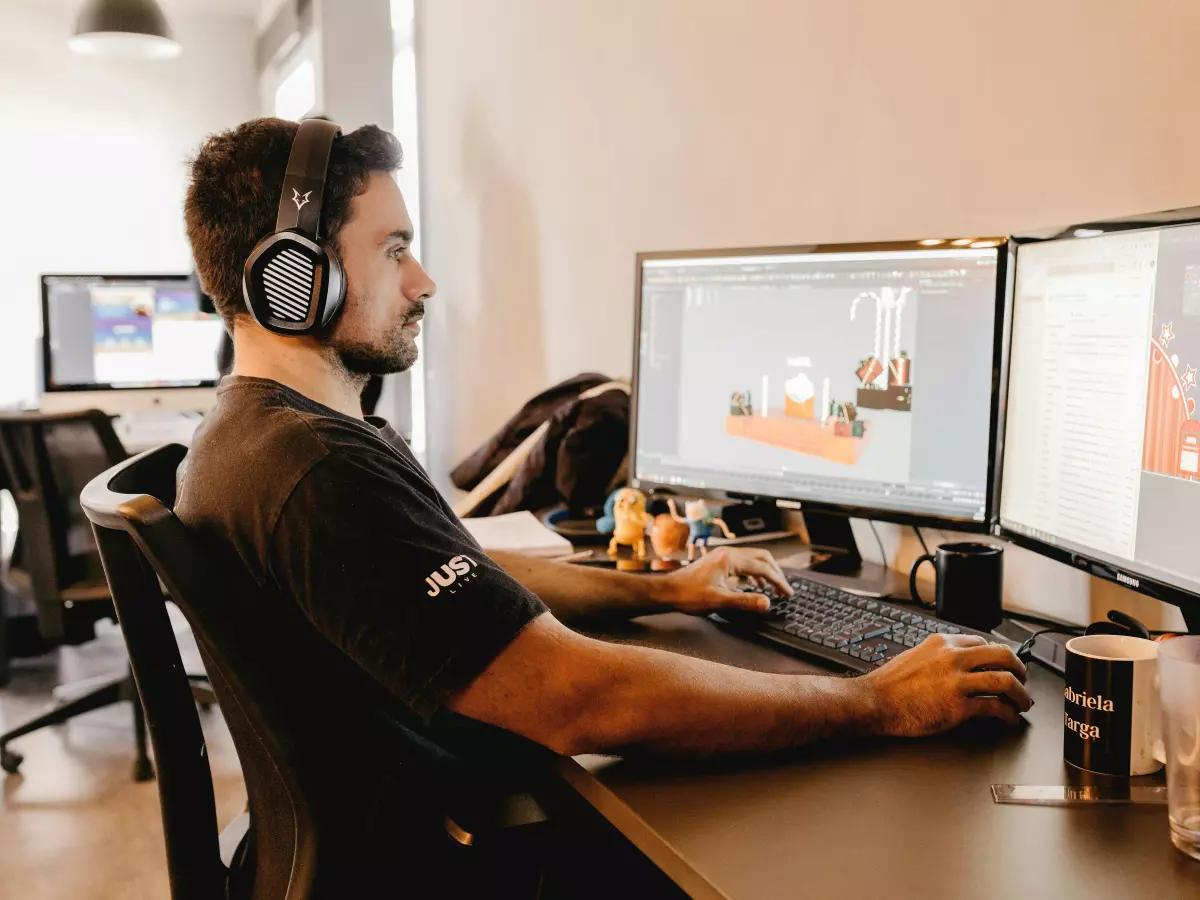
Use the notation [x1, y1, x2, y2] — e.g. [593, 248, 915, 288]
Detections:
[556, 613, 1200, 900]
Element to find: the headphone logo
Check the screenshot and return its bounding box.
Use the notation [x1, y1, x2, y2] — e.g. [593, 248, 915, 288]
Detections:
[292, 188, 312, 211]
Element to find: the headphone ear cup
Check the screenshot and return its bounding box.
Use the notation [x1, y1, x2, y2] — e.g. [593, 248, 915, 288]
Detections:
[318, 244, 346, 328]
[243, 232, 332, 335]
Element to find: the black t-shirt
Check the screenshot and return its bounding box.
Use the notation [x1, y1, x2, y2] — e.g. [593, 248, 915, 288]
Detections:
[175, 376, 548, 721]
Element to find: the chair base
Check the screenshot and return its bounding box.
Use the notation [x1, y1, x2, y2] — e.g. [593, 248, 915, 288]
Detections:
[1, 747, 22, 774]
[0, 670, 150, 780]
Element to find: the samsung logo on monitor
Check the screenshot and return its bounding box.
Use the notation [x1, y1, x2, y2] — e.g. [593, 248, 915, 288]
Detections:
[1116, 572, 1140, 589]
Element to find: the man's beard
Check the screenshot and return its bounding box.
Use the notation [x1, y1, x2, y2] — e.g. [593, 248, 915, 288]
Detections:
[331, 300, 423, 376]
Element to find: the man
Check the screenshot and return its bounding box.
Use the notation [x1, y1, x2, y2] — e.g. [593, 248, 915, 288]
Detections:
[180, 118, 1030, 763]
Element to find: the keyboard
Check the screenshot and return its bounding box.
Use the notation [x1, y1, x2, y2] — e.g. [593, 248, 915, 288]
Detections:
[713, 569, 997, 674]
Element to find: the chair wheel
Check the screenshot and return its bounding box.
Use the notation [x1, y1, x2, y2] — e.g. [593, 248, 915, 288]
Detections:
[1, 749, 24, 775]
[133, 758, 155, 782]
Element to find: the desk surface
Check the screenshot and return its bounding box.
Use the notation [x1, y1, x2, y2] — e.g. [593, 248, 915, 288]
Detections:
[558, 612, 1200, 900]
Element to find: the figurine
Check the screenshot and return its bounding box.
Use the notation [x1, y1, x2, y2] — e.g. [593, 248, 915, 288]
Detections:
[667, 498, 735, 562]
[606, 488, 654, 560]
[650, 512, 690, 558]
[595, 488, 621, 534]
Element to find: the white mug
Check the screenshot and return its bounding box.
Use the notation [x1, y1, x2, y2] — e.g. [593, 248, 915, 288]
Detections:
[1063, 634, 1163, 777]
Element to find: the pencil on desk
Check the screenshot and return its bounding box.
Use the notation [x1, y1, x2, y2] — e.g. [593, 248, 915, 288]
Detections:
[547, 549, 594, 563]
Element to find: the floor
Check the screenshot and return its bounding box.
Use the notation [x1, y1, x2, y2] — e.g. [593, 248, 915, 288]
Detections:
[0, 612, 246, 900]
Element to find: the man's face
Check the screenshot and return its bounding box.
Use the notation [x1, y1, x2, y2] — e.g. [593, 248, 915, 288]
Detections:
[327, 172, 435, 375]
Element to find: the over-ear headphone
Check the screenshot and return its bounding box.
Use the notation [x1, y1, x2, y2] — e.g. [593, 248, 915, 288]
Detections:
[242, 118, 346, 336]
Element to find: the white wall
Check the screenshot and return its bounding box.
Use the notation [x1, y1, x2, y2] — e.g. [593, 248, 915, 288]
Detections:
[416, 0, 1200, 627]
[0, 2, 258, 407]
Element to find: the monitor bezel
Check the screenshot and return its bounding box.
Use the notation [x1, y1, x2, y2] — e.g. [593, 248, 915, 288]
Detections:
[40, 273, 220, 394]
[994, 205, 1200, 627]
[628, 238, 1011, 532]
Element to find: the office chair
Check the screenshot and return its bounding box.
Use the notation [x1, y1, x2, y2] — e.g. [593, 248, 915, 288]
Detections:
[0, 410, 156, 779]
[81, 444, 550, 900]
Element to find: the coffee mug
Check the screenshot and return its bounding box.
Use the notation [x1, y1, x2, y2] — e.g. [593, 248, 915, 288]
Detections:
[1064, 634, 1163, 777]
[908, 542, 1003, 632]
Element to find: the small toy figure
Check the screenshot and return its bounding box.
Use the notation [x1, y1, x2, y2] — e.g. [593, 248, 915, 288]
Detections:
[607, 488, 654, 560]
[595, 488, 621, 534]
[667, 498, 735, 562]
[650, 512, 690, 557]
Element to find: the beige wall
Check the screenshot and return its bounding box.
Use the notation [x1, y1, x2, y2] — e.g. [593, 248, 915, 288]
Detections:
[416, 0, 1200, 627]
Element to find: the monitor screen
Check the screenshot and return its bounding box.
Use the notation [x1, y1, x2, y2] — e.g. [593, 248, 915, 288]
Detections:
[42, 274, 223, 392]
[632, 242, 1005, 524]
[1001, 223, 1200, 597]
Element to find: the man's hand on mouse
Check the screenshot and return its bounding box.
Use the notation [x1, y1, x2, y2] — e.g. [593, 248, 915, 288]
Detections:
[863, 633, 1033, 734]
[658, 547, 792, 616]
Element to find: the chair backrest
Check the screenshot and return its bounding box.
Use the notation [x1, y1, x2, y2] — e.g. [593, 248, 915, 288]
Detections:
[0, 410, 126, 640]
[81, 444, 461, 900]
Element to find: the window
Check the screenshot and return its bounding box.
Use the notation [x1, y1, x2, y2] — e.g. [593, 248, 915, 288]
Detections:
[274, 57, 315, 121]
[393, 0, 425, 454]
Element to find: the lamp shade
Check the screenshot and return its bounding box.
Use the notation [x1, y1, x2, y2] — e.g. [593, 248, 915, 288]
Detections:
[69, 0, 182, 59]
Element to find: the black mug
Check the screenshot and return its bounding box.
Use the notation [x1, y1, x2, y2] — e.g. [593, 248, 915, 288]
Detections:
[1063, 634, 1163, 776]
[909, 542, 1003, 632]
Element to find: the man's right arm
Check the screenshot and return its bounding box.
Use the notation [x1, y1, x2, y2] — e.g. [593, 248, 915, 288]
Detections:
[448, 614, 1032, 757]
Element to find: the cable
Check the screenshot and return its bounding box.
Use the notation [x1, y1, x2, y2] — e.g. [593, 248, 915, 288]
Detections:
[868, 520, 887, 564]
[1007, 609, 1175, 637]
[913, 525, 930, 556]
[1015, 626, 1075, 667]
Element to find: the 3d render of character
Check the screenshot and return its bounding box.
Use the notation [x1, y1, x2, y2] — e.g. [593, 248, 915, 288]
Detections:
[730, 390, 754, 416]
[668, 498, 735, 562]
[607, 488, 654, 560]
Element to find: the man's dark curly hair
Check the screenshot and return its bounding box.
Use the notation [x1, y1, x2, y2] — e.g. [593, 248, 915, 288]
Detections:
[185, 117, 402, 327]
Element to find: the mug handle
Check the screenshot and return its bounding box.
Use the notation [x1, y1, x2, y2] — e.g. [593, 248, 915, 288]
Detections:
[909, 554, 936, 608]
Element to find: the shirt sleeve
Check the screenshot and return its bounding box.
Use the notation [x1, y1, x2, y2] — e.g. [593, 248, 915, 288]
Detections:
[268, 446, 548, 720]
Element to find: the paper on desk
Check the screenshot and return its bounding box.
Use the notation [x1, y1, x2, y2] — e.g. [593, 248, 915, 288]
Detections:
[461, 510, 573, 558]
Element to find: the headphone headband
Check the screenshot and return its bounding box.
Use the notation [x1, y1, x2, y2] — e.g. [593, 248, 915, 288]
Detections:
[243, 117, 347, 335]
[274, 118, 342, 238]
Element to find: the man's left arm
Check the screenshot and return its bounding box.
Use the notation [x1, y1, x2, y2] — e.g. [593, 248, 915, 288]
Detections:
[488, 547, 793, 622]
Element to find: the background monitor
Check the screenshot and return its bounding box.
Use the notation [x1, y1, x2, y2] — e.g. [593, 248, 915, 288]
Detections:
[999, 209, 1200, 630]
[40, 274, 222, 413]
[630, 239, 1010, 535]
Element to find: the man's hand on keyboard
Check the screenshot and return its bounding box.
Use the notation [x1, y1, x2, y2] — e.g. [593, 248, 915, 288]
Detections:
[863, 633, 1033, 735]
[660, 548, 793, 616]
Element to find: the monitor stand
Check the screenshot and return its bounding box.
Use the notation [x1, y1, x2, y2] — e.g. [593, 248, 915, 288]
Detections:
[801, 509, 905, 599]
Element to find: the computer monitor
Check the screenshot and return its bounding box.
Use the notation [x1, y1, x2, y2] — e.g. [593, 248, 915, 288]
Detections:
[630, 238, 1010, 571]
[999, 209, 1200, 632]
[40, 274, 223, 413]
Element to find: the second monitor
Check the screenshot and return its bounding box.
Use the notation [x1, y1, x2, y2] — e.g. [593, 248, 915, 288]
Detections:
[631, 239, 1009, 540]
[40, 273, 223, 413]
